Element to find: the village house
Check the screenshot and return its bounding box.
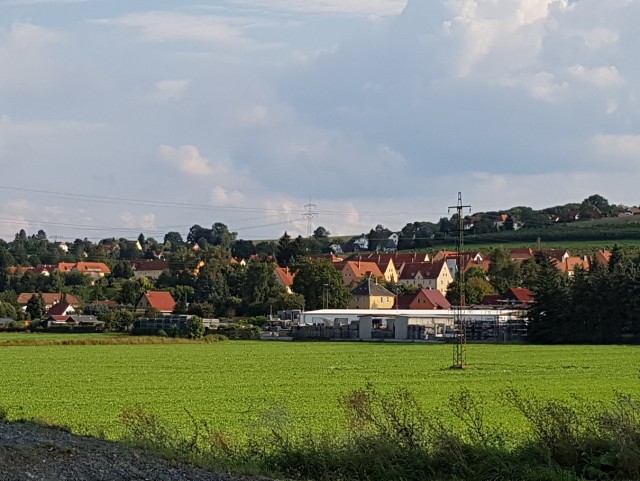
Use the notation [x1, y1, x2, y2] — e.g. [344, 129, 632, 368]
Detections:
[348, 278, 395, 309]
[56, 262, 111, 282]
[17, 293, 82, 311]
[274, 266, 296, 294]
[397, 260, 453, 295]
[334, 260, 385, 287]
[407, 289, 452, 310]
[135, 291, 176, 315]
[45, 302, 76, 317]
[131, 260, 170, 280]
[349, 254, 399, 283]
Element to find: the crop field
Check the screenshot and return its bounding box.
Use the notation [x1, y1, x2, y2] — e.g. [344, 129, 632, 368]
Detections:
[0, 332, 125, 343]
[2, 341, 639, 440]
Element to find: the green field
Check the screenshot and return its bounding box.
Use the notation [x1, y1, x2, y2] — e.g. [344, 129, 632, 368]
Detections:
[2, 341, 639, 441]
[0, 332, 125, 342]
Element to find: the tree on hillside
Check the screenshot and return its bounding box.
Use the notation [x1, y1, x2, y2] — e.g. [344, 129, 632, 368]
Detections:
[527, 252, 570, 343]
[241, 259, 286, 315]
[367, 224, 393, 252]
[163, 231, 184, 250]
[26, 294, 46, 320]
[112, 261, 135, 279]
[446, 267, 494, 306]
[187, 316, 205, 339]
[292, 258, 351, 310]
[487, 248, 520, 292]
[211, 222, 237, 249]
[231, 239, 256, 260]
[313, 226, 330, 239]
[277, 232, 304, 266]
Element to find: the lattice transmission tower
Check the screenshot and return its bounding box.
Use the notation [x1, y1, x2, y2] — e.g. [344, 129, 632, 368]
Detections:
[448, 192, 471, 369]
[302, 202, 319, 237]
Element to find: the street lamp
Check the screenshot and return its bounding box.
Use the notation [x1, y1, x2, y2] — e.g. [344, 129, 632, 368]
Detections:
[322, 284, 329, 310]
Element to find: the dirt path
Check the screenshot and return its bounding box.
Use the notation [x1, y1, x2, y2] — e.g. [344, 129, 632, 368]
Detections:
[0, 421, 270, 481]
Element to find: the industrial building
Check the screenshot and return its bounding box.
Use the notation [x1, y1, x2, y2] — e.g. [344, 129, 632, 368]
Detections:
[295, 308, 527, 342]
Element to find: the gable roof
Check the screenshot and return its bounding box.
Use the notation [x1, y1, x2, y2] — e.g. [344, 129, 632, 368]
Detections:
[556, 256, 589, 274]
[510, 248, 534, 261]
[56, 262, 111, 274]
[505, 288, 534, 303]
[595, 250, 612, 265]
[351, 278, 394, 297]
[139, 291, 176, 312]
[337, 260, 384, 280]
[45, 302, 75, 316]
[16, 293, 82, 307]
[415, 289, 452, 309]
[274, 266, 295, 287]
[131, 260, 169, 272]
[399, 261, 447, 281]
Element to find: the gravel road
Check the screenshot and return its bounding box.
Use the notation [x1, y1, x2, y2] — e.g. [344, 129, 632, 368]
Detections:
[0, 421, 271, 481]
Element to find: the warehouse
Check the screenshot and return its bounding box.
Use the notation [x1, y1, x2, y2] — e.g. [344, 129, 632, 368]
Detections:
[296, 309, 527, 341]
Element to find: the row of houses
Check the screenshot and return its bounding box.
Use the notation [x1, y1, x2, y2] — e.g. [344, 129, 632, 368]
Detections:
[17, 290, 177, 318]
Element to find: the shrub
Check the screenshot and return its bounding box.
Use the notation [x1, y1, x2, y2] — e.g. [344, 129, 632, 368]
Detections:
[156, 329, 168, 337]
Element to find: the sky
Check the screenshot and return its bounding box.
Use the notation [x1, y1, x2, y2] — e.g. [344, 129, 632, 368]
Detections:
[0, 0, 639, 242]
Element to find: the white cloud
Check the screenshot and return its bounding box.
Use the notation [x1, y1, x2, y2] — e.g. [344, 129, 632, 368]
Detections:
[159, 144, 214, 176]
[140, 214, 157, 230]
[230, 0, 407, 16]
[236, 104, 269, 126]
[150, 80, 190, 103]
[521, 71, 569, 102]
[580, 27, 619, 49]
[211, 186, 245, 205]
[568, 65, 623, 87]
[595, 134, 640, 159]
[119, 213, 156, 230]
[95, 12, 253, 47]
[0, 22, 67, 94]
[7, 199, 30, 211]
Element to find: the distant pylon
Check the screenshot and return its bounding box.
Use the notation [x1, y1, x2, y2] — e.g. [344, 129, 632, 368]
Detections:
[302, 202, 319, 237]
[448, 192, 471, 369]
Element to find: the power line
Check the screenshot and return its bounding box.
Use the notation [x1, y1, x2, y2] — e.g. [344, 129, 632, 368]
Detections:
[448, 192, 471, 370]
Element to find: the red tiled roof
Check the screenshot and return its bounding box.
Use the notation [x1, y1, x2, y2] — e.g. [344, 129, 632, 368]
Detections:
[140, 291, 176, 312]
[341, 261, 385, 279]
[399, 261, 446, 281]
[481, 294, 502, 305]
[46, 302, 74, 316]
[556, 256, 589, 273]
[16, 293, 81, 306]
[274, 266, 295, 286]
[506, 288, 534, 303]
[131, 260, 169, 271]
[595, 250, 612, 265]
[510, 248, 534, 260]
[74, 262, 111, 274]
[416, 289, 451, 309]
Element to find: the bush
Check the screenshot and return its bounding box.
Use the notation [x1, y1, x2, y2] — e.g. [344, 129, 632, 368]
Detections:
[156, 329, 168, 337]
[115, 386, 640, 481]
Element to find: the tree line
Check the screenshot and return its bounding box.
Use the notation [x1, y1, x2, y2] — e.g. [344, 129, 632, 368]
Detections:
[528, 247, 640, 344]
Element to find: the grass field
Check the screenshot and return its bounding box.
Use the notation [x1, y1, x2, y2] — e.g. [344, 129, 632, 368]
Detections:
[2, 341, 639, 442]
[0, 332, 125, 342]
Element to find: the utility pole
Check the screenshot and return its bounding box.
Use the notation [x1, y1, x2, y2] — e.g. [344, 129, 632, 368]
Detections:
[448, 192, 471, 369]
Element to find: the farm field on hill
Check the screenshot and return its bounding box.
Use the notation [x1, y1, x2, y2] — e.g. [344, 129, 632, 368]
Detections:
[2, 341, 639, 440]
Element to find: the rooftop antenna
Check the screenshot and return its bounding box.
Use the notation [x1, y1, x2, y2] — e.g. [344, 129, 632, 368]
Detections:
[448, 192, 471, 369]
[302, 201, 319, 237]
